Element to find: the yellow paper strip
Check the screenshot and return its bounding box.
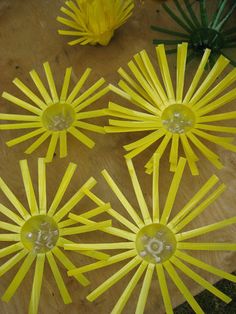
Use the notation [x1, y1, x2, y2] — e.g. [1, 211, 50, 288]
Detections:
[30, 69, 52, 105]
[43, 62, 59, 103]
[156, 264, 173, 314]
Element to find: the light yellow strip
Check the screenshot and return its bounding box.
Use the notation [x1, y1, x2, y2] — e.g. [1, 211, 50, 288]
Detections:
[0, 221, 20, 233]
[169, 134, 179, 169]
[197, 87, 236, 116]
[60, 67, 72, 102]
[72, 78, 105, 107]
[52, 247, 90, 287]
[43, 62, 59, 103]
[46, 251, 72, 304]
[74, 121, 105, 134]
[0, 122, 42, 130]
[164, 261, 204, 313]
[171, 256, 231, 303]
[2, 92, 42, 115]
[68, 249, 136, 276]
[68, 126, 95, 148]
[6, 128, 45, 147]
[48, 162, 77, 216]
[152, 153, 160, 222]
[125, 138, 162, 160]
[20, 160, 39, 215]
[107, 208, 140, 233]
[101, 169, 144, 227]
[197, 111, 236, 123]
[38, 158, 46, 214]
[195, 123, 236, 134]
[177, 242, 236, 251]
[135, 263, 155, 314]
[2, 252, 36, 302]
[76, 109, 108, 120]
[168, 175, 219, 228]
[160, 158, 186, 225]
[177, 216, 236, 241]
[128, 60, 163, 107]
[58, 237, 109, 261]
[173, 183, 226, 232]
[30, 69, 52, 105]
[45, 132, 59, 163]
[53, 177, 97, 222]
[66, 68, 91, 104]
[0, 249, 27, 277]
[65, 242, 135, 251]
[176, 43, 188, 103]
[126, 159, 152, 224]
[60, 220, 112, 236]
[190, 55, 230, 106]
[29, 254, 45, 314]
[124, 129, 166, 151]
[193, 68, 236, 111]
[25, 131, 51, 154]
[175, 250, 236, 283]
[59, 131, 67, 158]
[0, 114, 40, 121]
[86, 256, 141, 302]
[0, 234, 20, 241]
[183, 49, 211, 104]
[0, 204, 24, 226]
[118, 80, 160, 115]
[0, 177, 29, 219]
[111, 262, 147, 314]
[140, 50, 168, 104]
[0, 242, 23, 259]
[156, 44, 175, 102]
[156, 264, 173, 314]
[13, 78, 47, 110]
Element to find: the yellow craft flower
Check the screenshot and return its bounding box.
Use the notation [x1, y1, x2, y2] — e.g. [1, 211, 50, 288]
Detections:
[0, 62, 109, 162]
[0, 158, 111, 314]
[65, 155, 236, 314]
[106, 43, 236, 175]
[57, 0, 134, 46]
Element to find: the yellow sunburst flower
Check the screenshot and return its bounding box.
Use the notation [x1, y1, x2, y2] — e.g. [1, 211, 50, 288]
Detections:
[57, 0, 134, 46]
[65, 155, 236, 314]
[0, 158, 112, 314]
[106, 43, 236, 175]
[0, 62, 109, 162]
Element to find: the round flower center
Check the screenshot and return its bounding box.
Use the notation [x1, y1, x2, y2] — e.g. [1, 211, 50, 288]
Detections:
[190, 28, 224, 54]
[135, 223, 176, 264]
[161, 104, 195, 134]
[42, 103, 75, 131]
[21, 215, 59, 253]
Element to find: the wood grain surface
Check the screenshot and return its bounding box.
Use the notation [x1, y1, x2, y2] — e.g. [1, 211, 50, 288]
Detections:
[0, 0, 235, 313]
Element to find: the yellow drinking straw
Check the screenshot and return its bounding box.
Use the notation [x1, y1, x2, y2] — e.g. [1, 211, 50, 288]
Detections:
[65, 154, 236, 314]
[57, 0, 135, 46]
[0, 62, 109, 162]
[0, 158, 111, 314]
[106, 42, 236, 175]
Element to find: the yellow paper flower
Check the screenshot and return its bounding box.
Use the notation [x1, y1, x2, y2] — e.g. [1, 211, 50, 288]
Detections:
[57, 0, 134, 46]
[0, 62, 109, 162]
[0, 158, 111, 314]
[65, 155, 236, 314]
[106, 43, 236, 175]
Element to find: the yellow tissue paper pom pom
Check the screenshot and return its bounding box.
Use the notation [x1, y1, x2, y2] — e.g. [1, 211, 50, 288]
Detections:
[0, 158, 111, 314]
[65, 155, 236, 314]
[106, 42, 236, 175]
[57, 0, 135, 46]
[0, 62, 109, 162]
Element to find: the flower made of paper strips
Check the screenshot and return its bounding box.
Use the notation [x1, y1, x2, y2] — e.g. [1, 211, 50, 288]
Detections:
[106, 43, 236, 175]
[57, 0, 134, 46]
[0, 62, 108, 162]
[152, 0, 236, 67]
[0, 158, 111, 314]
[65, 155, 236, 314]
